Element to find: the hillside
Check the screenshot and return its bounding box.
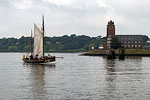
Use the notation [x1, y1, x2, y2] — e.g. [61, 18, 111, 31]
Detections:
[0, 34, 103, 52]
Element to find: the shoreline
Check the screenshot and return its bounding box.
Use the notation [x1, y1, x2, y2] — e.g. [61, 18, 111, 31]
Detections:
[81, 53, 150, 56]
[81, 49, 150, 57]
[0, 51, 86, 53]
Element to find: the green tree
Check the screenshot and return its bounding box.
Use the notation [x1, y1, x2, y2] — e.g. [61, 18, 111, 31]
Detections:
[142, 35, 149, 45]
[24, 46, 30, 52]
[8, 46, 18, 51]
[0, 34, 105, 52]
[111, 36, 122, 49]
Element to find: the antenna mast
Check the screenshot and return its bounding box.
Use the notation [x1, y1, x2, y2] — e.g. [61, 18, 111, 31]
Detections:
[30, 30, 33, 55]
[42, 15, 45, 57]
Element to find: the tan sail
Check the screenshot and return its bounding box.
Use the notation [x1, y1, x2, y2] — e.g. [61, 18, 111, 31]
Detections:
[33, 24, 43, 58]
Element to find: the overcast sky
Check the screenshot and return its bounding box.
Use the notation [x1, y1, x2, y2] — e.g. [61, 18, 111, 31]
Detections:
[0, 0, 150, 38]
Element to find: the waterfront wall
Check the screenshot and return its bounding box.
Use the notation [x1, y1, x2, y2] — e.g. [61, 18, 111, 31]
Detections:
[83, 49, 150, 56]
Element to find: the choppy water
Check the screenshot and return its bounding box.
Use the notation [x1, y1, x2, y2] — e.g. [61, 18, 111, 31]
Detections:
[0, 53, 150, 100]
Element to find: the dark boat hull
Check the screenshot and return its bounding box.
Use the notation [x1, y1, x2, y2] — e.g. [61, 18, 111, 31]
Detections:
[23, 57, 55, 63]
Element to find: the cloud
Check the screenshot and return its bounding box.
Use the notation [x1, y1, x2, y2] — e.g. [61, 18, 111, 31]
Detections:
[103, 0, 150, 35]
[0, 0, 150, 38]
[46, 0, 74, 6]
[10, 0, 33, 10]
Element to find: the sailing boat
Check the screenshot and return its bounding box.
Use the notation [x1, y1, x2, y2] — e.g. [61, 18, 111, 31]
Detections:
[23, 16, 55, 63]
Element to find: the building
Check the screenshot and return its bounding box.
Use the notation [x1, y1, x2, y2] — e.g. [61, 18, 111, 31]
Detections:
[103, 20, 143, 49]
[106, 20, 115, 48]
[116, 35, 142, 49]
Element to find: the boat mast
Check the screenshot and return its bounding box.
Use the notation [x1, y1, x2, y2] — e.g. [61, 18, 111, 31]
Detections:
[30, 30, 33, 55]
[42, 15, 45, 57]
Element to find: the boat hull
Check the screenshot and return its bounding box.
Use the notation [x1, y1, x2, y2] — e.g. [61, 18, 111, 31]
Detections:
[23, 56, 55, 63]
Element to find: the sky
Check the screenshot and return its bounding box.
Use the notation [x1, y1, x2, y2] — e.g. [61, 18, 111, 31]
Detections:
[0, 0, 150, 38]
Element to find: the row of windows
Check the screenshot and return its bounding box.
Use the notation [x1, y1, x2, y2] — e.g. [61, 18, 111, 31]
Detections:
[121, 41, 141, 43]
[120, 37, 141, 40]
[124, 45, 141, 48]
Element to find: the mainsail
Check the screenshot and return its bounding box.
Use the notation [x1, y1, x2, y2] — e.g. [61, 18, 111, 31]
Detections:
[33, 24, 43, 58]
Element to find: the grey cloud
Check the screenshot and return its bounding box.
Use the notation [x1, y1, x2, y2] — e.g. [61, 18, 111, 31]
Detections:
[0, 0, 150, 38]
[0, 0, 11, 7]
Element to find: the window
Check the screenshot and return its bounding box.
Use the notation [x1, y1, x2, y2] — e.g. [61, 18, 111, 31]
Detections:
[107, 38, 112, 40]
[139, 45, 141, 47]
[107, 41, 111, 44]
[132, 45, 134, 47]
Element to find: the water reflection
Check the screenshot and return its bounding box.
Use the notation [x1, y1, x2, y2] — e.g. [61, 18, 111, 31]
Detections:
[102, 59, 117, 99]
[102, 57, 144, 100]
[125, 56, 142, 60]
[23, 63, 55, 100]
[104, 60, 116, 75]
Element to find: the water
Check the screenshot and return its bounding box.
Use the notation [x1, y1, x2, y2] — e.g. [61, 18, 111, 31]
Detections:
[0, 53, 150, 100]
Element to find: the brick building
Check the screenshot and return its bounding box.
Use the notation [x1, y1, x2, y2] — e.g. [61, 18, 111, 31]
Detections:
[103, 20, 143, 49]
[105, 20, 115, 48]
[116, 35, 142, 49]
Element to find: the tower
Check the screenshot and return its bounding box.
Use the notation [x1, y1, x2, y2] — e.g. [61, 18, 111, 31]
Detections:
[106, 20, 115, 48]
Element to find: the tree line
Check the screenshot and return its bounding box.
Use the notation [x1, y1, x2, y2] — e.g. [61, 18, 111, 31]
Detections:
[0, 34, 103, 52]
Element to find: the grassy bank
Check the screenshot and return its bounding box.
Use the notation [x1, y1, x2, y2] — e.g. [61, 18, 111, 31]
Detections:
[83, 49, 150, 56]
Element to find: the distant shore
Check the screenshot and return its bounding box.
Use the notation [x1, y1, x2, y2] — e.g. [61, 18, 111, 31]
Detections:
[0, 50, 86, 53]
